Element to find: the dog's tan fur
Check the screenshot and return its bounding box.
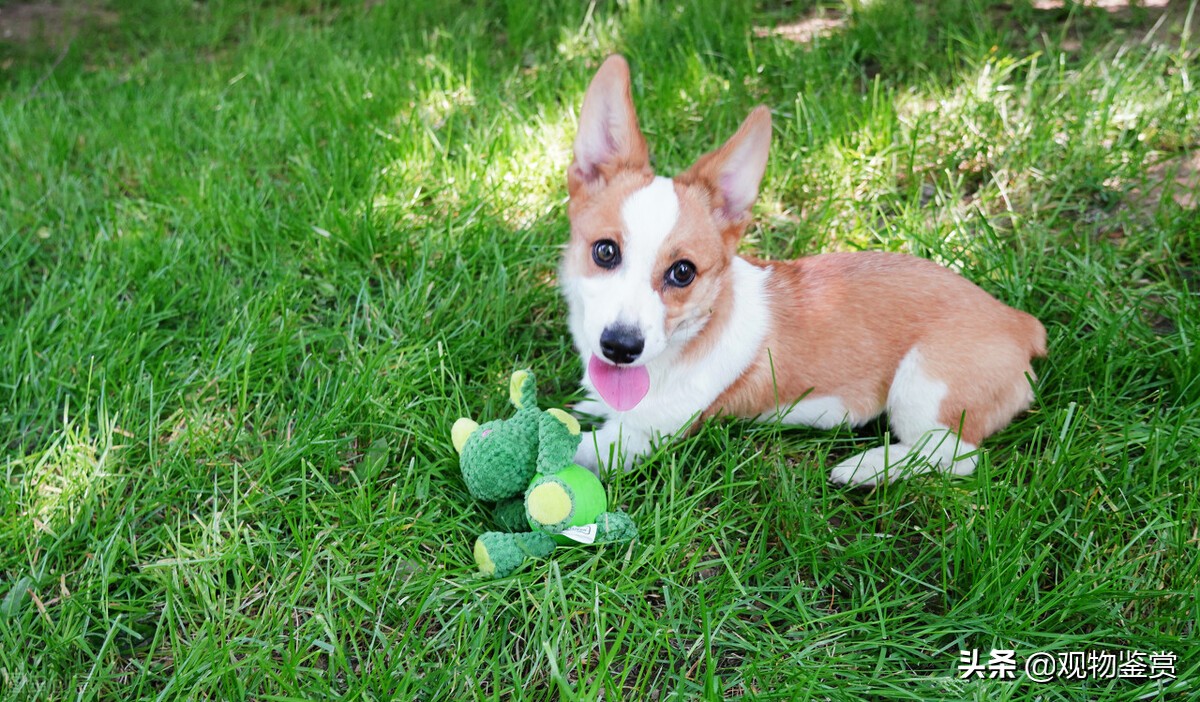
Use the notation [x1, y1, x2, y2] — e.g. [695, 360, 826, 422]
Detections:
[562, 55, 1046, 484]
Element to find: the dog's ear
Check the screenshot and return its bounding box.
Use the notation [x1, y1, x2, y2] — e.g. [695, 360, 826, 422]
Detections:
[569, 55, 651, 194]
[678, 106, 772, 239]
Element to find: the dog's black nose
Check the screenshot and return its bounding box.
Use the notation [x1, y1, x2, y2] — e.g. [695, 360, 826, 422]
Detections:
[600, 325, 644, 365]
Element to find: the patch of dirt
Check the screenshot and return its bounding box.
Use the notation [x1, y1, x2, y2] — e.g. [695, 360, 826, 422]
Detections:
[0, 2, 118, 47]
[1030, 0, 1169, 8]
[1134, 152, 1200, 210]
[1009, 0, 1197, 53]
[753, 8, 846, 44]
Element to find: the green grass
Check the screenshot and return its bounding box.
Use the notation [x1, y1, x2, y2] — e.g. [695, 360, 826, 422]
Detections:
[1, 0, 1198, 699]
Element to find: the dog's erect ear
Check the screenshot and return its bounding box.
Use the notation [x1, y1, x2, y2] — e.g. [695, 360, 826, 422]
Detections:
[569, 55, 651, 194]
[678, 106, 772, 236]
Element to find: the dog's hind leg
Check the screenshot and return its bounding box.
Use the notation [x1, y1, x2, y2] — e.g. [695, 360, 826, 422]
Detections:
[829, 337, 1035, 487]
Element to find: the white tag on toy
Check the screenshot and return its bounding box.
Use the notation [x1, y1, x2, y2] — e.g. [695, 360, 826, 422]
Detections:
[560, 523, 598, 544]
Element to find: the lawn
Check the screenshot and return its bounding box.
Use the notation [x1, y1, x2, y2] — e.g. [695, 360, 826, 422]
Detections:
[1, 0, 1198, 699]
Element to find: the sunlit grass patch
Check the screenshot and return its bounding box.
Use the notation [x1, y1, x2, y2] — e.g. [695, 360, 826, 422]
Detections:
[9, 403, 121, 535]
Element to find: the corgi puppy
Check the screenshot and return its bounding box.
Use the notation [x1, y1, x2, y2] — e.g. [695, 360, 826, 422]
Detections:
[560, 56, 1047, 486]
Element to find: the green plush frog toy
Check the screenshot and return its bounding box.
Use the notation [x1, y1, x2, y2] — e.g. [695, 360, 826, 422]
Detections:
[451, 370, 637, 578]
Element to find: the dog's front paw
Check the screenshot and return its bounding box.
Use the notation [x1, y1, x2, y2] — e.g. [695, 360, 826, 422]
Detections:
[574, 426, 641, 477]
[572, 398, 607, 421]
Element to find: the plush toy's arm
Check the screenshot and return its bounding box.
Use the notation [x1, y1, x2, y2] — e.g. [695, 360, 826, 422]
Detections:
[474, 531, 557, 578]
[509, 370, 538, 411]
[536, 409, 583, 475]
[593, 510, 638, 543]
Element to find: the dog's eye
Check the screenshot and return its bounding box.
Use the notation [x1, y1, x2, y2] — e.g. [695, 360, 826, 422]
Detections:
[665, 260, 696, 287]
[592, 240, 621, 269]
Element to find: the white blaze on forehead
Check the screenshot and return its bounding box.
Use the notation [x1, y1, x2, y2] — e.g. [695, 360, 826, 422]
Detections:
[572, 175, 679, 362]
[614, 176, 679, 326]
[620, 176, 679, 263]
[566, 176, 682, 372]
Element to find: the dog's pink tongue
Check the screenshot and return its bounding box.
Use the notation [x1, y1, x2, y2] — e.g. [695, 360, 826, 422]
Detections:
[589, 354, 650, 412]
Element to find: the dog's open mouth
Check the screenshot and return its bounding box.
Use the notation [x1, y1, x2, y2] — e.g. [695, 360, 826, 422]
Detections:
[588, 354, 650, 411]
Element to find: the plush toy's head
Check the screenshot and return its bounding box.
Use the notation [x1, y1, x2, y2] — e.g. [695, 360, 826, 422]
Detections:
[453, 414, 539, 502]
[452, 371, 583, 503]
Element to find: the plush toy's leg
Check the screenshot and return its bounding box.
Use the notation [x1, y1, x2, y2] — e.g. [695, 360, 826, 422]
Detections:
[593, 510, 638, 542]
[492, 498, 529, 532]
[535, 410, 583, 475]
[473, 531, 557, 578]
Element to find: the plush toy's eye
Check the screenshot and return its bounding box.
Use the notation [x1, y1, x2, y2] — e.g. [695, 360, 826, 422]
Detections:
[665, 260, 696, 287]
[592, 239, 621, 269]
